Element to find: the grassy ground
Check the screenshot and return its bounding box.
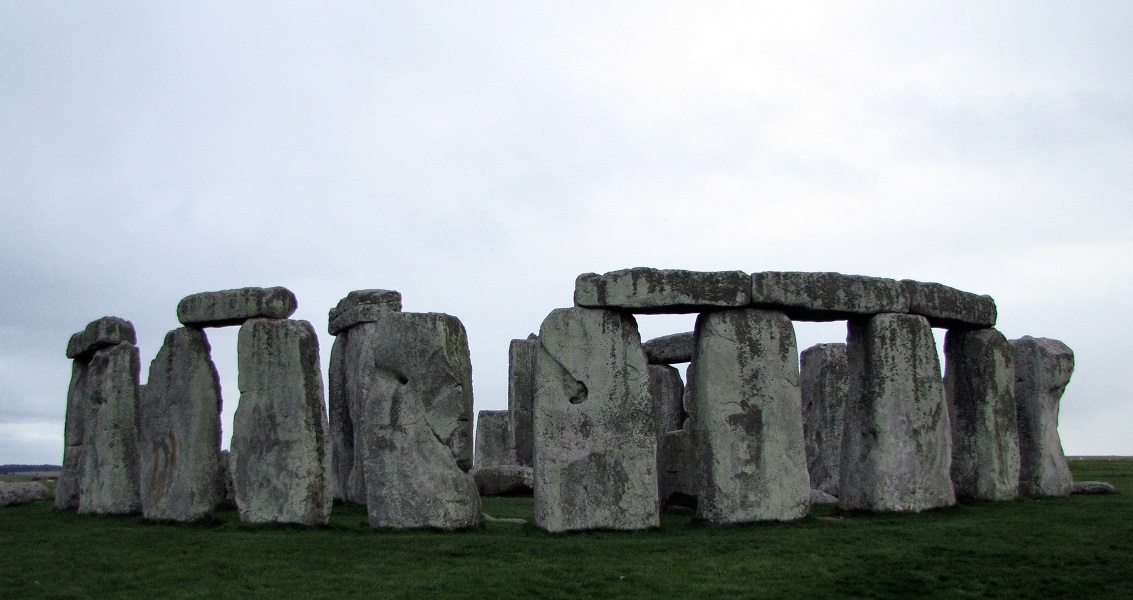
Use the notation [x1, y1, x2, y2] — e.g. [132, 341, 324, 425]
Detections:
[1, 460, 1130, 599]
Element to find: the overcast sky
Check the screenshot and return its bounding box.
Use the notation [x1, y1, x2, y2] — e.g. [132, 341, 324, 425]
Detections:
[2, 1, 1130, 464]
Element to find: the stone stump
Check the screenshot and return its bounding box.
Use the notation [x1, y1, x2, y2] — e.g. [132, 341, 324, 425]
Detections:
[840, 313, 955, 512]
[657, 428, 697, 512]
[230, 318, 331, 525]
[533, 307, 658, 532]
[649, 364, 685, 435]
[1010, 336, 1074, 497]
[944, 328, 1020, 501]
[800, 342, 848, 497]
[508, 335, 537, 467]
[475, 410, 512, 468]
[687, 308, 810, 523]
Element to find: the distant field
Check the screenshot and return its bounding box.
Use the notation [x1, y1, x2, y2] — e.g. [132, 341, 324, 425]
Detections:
[1, 459, 1130, 599]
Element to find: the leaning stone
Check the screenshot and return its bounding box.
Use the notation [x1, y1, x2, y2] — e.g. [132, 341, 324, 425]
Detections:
[327, 289, 402, 335]
[649, 365, 685, 435]
[751, 272, 909, 321]
[230, 319, 331, 525]
[0, 482, 51, 507]
[809, 489, 839, 505]
[474, 410, 512, 469]
[945, 328, 1020, 501]
[533, 307, 659, 532]
[139, 328, 223, 521]
[1011, 336, 1074, 498]
[473, 465, 534, 496]
[840, 313, 955, 512]
[66, 316, 137, 359]
[177, 286, 298, 328]
[1071, 481, 1117, 495]
[643, 332, 694, 364]
[657, 428, 697, 512]
[574, 268, 751, 314]
[508, 335, 537, 467]
[901, 280, 997, 329]
[800, 343, 849, 497]
[688, 308, 810, 523]
[77, 342, 143, 515]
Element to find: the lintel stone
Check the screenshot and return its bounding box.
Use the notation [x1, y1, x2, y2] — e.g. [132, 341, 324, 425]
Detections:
[327, 289, 402, 335]
[66, 317, 137, 359]
[177, 286, 298, 328]
[574, 268, 750, 314]
[750, 272, 909, 321]
[901, 280, 996, 329]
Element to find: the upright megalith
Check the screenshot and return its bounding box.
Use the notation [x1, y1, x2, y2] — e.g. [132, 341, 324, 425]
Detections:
[474, 410, 511, 469]
[508, 334, 537, 466]
[840, 313, 955, 512]
[688, 309, 810, 523]
[649, 364, 685, 435]
[139, 327, 223, 521]
[1010, 336, 1074, 497]
[800, 342, 848, 497]
[533, 307, 659, 532]
[230, 318, 331, 525]
[944, 328, 1019, 501]
[57, 317, 142, 514]
[177, 286, 298, 328]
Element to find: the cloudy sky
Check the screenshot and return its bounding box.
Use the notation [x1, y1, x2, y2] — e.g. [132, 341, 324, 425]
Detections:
[2, 2, 1130, 464]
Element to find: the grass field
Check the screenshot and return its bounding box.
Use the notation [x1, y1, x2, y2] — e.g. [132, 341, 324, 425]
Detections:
[1, 460, 1130, 599]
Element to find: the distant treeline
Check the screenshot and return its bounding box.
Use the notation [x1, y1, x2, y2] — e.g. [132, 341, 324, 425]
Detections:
[0, 464, 62, 473]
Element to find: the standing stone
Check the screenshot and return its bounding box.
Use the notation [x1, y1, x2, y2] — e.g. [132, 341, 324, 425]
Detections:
[475, 410, 512, 468]
[1011, 336, 1074, 498]
[944, 328, 1019, 501]
[78, 342, 143, 515]
[649, 364, 685, 435]
[840, 313, 955, 512]
[508, 335, 537, 467]
[230, 319, 331, 525]
[657, 428, 697, 512]
[533, 307, 659, 532]
[139, 328, 223, 521]
[328, 330, 362, 503]
[800, 342, 849, 497]
[688, 308, 810, 523]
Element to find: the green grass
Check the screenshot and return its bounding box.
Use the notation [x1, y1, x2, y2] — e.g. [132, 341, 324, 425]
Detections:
[2, 460, 1131, 599]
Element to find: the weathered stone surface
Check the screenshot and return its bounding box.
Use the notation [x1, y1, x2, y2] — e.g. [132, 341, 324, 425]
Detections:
[66, 316, 137, 359]
[801, 342, 848, 497]
[1071, 481, 1117, 495]
[77, 342, 142, 515]
[533, 307, 659, 532]
[751, 272, 909, 321]
[1011, 336, 1074, 498]
[218, 449, 235, 508]
[177, 286, 298, 328]
[840, 313, 955, 512]
[474, 410, 511, 468]
[649, 365, 685, 435]
[810, 489, 838, 505]
[688, 308, 810, 523]
[327, 330, 362, 504]
[902, 280, 997, 329]
[574, 268, 751, 314]
[508, 334, 537, 467]
[139, 328, 223, 521]
[327, 289, 402, 336]
[643, 332, 694, 364]
[230, 319, 331, 525]
[55, 359, 93, 510]
[944, 328, 1019, 501]
[473, 465, 534, 496]
[657, 428, 697, 512]
[0, 482, 51, 507]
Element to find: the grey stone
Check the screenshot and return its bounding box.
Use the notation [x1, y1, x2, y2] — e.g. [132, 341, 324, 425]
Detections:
[218, 449, 235, 508]
[533, 307, 659, 532]
[801, 342, 848, 497]
[649, 364, 685, 435]
[76, 342, 142, 515]
[327, 331, 361, 503]
[0, 482, 51, 507]
[66, 316, 137, 359]
[1071, 481, 1117, 495]
[688, 308, 810, 523]
[327, 289, 402, 336]
[177, 286, 298, 328]
[508, 335, 537, 467]
[901, 280, 997, 329]
[230, 319, 331, 525]
[574, 268, 751, 314]
[139, 328, 223, 521]
[1011, 336, 1074, 498]
[751, 272, 909, 321]
[657, 428, 697, 511]
[809, 489, 839, 505]
[474, 410, 512, 469]
[473, 465, 534, 496]
[840, 313, 955, 512]
[944, 328, 1020, 501]
[643, 332, 695, 364]
[55, 358, 93, 510]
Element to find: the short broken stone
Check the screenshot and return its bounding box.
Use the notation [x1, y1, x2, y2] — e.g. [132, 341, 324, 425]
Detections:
[474, 410, 512, 469]
[657, 428, 697, 512]
[643, 332, 694, 364]
[902, 280, 997, 329]
[66, 316, 137, 359]
[0, 482, 51, 507]
[1071, 481, 1117, 495]
[177, 286, 298, 328]
[751, 272, 909, 321]
[1011, 336, 1074, 498]
[473, 465, 534, 496]
[574, 268, 751, 314]
[327, 289, 402, 335]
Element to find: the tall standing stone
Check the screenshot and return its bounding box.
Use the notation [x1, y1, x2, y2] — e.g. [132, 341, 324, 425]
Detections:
[139, 327, 223, 521]
[840, 313, 955, 512]
[230, 318, 331, 525]
[508, 335, 537, 467]
[649, 364, 685, 435]
[475, 410, 512, 468]
[1011, 336, 1074, 498]
[944, 328, 1019, 501]
[533, 307, 658, 532]
[688, 308, 810, 523]
[800, 342, 848, 497]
